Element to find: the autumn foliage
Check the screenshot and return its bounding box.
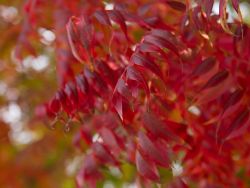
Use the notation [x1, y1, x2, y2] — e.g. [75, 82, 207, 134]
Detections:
[9, 0, 250, 187]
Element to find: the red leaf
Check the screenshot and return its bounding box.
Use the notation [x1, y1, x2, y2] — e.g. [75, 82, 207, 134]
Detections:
[92, 142, 118, 165]
[151, 29, 176, 41]
[99, 127, 121, 153]
[66, 16, 93, 62]
[224, 106, 250, 141]
[138, 131, 169, 167]
[107, 10, 129, 40]
[57, 90, 74, 115]
[142, 112, 179, 142]
[202, 70, 229, 89]
[192, 57, 216, 77]
[192, 6, 204, 31]
[231, 0, 239, 12]
[80, 128, 92, 146]
[205, 88, 244, 125]
[192, 57, 219, 85]
[49, 93, 61, 114]
[231, 0, 243, 22]
[219, 0, 232, 34]
[195, 70, 232, 104]
[66, 17, 84, 62]
[165, 0, 186, 11]
[135, 150, 160, 181]
[84, 68, 108, 97]
[64, 82, 78, 107]
[126, 66, 149, 96]
[139, 41, 162, 53]
[93, 10, 111, 26]
[222, 88, 244, 118]
[112, 93, 124, 121]
[115, 78, 132, 100]
[95, 60, 117, 87]
[143, 34, 179, 56]
[168, 178, 188, 188]
[203, 0, 214, 17]
[77, 154, 101, 188]
[131, 53, 163, 79]
[82, 154, 101, 179]
[75, 74, 89, 95]
[92, 113, 118, 130]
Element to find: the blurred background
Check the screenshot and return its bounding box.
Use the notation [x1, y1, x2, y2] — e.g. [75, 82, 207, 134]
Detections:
[0, 0, 79, 187]
[0, 0, 249, 188]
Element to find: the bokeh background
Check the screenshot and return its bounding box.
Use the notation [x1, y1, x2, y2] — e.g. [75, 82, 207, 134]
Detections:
[0, 1, 78, 187]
